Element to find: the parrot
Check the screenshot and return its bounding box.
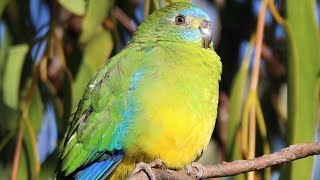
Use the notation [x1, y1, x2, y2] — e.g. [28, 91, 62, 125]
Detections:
[53, 2, 222, 180]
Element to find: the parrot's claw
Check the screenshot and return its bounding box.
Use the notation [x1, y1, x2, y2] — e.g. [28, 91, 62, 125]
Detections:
[186, 162, 205, 179]
[128, 159, 167, 180]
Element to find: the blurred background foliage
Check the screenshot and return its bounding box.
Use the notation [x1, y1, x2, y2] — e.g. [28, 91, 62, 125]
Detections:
[0, 0, 319, 179]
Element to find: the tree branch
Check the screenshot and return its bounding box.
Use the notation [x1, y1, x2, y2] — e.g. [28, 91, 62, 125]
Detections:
[127, 142, 320, 180]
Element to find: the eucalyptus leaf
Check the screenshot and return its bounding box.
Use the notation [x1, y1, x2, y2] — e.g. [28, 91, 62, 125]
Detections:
[227, 38, 254, 159]
[83, 30, 113, 72]
[29, 86, 44, 134]
[72, 63, 93, 109]
[58, 0, 86, 16]
[0, 22, 12, 93]
[2, 44, 29, 109]
[80, 0, 114, 42]
[0, 101, 20, 131]
[284, 0, 320, 179]
[73, 30, 113, 109]
[23, 119, 40, 180]
[17, 147, 29, 180]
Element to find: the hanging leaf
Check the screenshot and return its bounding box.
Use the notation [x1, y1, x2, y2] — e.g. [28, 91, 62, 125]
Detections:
[80, 0, 114, 42]
[0, 101, 20, 131]
[58, 0, 86, 16]
[17, 147, 29, 180]
[0, 22, 12, 93]
[72, 62, 93, 109]
[2, 44, 29, 109]
[23, 116, 40, 180]
[73, 30, 113, 108]
[83, 30, 113, 72]
[284, 0, 320, 179]
[29, 86, 44, 134]
[227, 37, 254, 159]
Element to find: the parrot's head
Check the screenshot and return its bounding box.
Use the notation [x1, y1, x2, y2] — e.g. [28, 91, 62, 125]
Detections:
[131, 2, 213, 49]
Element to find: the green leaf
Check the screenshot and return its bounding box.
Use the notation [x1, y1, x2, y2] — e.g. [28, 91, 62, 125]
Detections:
[0, 23, 12, 98]
[283, 0, 320, 179]
[72, 62, 93, 109]
[0, 161, 12, 179]
[2, 44, 29, 109]
[80, 0, 114, 42]
[17, 147, 29, 180]
[58, 0, 86, 16]
[83, 30, 113, 72]
[0, 0, 9, 16]
[28, 87, 44, 134]
[73, 30, 113, 108]
[0, 101, 20, 131]
[227, 37, 254, 159]
[23, 120, 40, 180]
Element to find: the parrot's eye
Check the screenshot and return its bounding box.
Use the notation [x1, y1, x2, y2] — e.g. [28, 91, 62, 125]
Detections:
[175, 14, 186, 25]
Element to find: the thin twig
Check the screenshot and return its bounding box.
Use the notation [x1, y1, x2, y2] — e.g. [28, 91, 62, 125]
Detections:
[11, 126, 23, 180]
[127, 142, 320, 180]
[144, 0, 151, 18]
[112, 6, 137, 34]
[247, 0, 269, 179]
[250, 0, 268, 90]
[0, 130, 15, 152]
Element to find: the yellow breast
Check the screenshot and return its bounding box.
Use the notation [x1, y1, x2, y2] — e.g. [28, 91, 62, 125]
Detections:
[123, 67, 218, 169]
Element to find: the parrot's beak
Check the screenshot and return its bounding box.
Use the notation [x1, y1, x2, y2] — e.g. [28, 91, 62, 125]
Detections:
[199, 20, 212, 49]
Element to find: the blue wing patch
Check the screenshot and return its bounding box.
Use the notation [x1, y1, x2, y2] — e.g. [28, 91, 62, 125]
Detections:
[75, 150, 125, 180]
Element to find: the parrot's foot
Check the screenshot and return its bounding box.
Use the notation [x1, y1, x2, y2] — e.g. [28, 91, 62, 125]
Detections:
[129, 159, 168, 180]
[186, 162, 205, 179]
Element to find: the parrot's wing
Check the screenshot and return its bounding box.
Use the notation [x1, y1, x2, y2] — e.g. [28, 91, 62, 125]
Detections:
[55, 45, 148, 179]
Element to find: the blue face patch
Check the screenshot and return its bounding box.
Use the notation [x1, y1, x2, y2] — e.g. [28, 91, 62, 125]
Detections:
[180, 6, 210, 20]
[179, 29, 202, 43]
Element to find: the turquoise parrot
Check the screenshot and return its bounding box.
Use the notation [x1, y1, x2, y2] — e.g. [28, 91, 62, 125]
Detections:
[54, 2, 222, 179]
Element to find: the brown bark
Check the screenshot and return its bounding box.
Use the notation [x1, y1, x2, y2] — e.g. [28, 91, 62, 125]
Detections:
[127, 142, 320, 180]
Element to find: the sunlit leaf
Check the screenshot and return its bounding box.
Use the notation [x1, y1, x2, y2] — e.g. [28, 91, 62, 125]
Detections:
[2, 44, 29, 109]
[284, 0, 320, 179]
[73, 30, 113, 108]
[58, 0, 86, 16]
[80, 0, 114, 42]
[0, 22, 12, 93]
[83, 30, 113, 72]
